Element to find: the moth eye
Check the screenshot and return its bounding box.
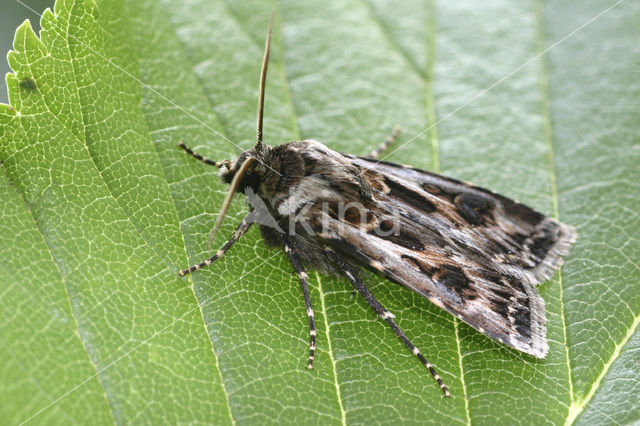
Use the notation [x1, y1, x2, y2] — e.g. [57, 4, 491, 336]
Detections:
[454, 192, 492, 225]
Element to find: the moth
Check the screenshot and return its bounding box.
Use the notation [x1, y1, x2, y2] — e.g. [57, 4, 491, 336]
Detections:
[178, 16, 576, 397]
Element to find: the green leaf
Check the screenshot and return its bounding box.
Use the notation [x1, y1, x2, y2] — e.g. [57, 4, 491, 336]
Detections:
[1, 0, 638, 424]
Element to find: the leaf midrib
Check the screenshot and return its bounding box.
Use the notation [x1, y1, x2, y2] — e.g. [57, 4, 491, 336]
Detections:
[534, 0, 576, 423]
[534, 1, 640, 423]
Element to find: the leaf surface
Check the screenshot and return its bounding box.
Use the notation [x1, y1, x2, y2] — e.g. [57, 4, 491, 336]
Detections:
[1, 0, 638, 424]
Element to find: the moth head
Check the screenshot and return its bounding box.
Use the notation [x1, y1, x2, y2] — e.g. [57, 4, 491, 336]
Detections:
[221, 150, 266, 191]
[209, 150, 269, 246]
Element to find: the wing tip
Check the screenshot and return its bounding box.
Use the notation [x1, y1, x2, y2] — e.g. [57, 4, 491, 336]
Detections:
[527, 219, 577, 285]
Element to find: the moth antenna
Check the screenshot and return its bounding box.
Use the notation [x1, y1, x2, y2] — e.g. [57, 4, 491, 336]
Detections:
[208, 157, 256, 247]
[255, 12, 276, 150]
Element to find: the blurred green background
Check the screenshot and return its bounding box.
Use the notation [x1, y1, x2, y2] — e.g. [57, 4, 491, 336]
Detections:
[1, 0, 54, 104]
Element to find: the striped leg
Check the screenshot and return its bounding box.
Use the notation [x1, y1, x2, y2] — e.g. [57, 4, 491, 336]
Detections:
[179, 215, 253, 276]
[367, 125, 401, 160]
[334, 256, 451, 397]
[178, 141, 228, 168]
[281, 236, 317, 370]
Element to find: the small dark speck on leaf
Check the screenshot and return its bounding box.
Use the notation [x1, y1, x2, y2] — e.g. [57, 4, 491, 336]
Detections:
[19, 78, 37, 91]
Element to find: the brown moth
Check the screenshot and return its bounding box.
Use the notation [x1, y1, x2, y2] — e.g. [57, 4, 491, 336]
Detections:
[178, 15, 576, 396]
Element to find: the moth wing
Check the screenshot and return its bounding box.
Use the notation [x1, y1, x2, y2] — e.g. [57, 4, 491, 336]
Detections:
[318, 155, 576, 358]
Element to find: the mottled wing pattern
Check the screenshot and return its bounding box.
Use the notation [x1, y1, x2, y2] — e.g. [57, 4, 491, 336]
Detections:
[318, 155, 576, 358]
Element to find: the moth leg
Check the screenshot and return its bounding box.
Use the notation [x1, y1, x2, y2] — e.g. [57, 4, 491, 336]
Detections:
[179, 215, 253, 276]
[334, 257, 451, 397]
[367, 125, 401, 160]
[281, 235, 317, 370]
[178, 141, 227, 168]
